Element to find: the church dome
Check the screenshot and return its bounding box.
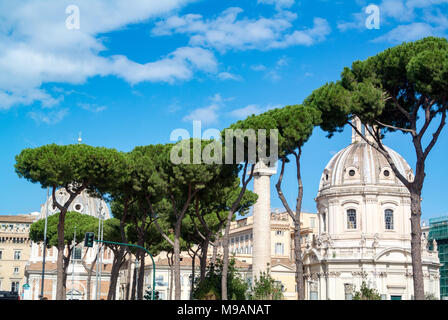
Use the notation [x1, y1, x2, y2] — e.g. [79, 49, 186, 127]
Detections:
[39, 188, 110, 220]
[318, 141, 414, 197]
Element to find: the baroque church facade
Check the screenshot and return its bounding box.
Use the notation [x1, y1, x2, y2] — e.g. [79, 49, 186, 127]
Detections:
[301, 121, 441, 300]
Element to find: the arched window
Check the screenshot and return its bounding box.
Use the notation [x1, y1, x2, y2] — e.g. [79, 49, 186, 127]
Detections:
[347, 209, 357, 229]
[385, 209, 394, 230]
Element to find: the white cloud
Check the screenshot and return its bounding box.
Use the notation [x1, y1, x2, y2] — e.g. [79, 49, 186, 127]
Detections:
[228, 104, 262, 118]
[251, 64, 267, 71]
[268, 18, 331, 48]
[182, 103, 220, 125]
[338, 0, 448, 41]
[373, 22, 437, 43]
[0, 0, 209, 110]
[152, 8, 330, 52]
[257, 0, 295, 11]
[28, 108, 69, 125]
[78, 103, 107, 113]
[217, 72, 242, 81]
[228, 104, 281, 119]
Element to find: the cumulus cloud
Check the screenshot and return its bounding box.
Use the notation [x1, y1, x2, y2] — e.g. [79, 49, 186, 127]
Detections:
[228, 104, 281, 119]
[0, 0, 212, 110]
[373, 23, 437, 43]
[182, 104, 220, 125]
[217, 72, 242, 81]
[257, 0, 295, 11]
[28, 108, 69, 125]
[152, 7, 330, 52]
[338, 0, 448, 35]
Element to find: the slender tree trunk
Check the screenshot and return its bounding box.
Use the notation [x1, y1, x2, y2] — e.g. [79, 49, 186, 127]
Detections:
[81, 248, 98, 301]
[86, 256, 97, 300]
[174, 223, 182, 300]
[56, 211, 67, 300]
[107, 247, 126, 300]
[200, 238, 210, 282]
[137, 250, 146, 300]
[410, 192, 424, 300]
[293, 221, 305, 299]
[222, 162, 254, 300]
[61, 248, 72, 301]
[211, 236, 219, 266]
[190, 250, 197, 300]
[125, 254, 132, 300]
[275, 154, 305, 300]
[130, 261, 137, 300]
[168, 252, 174, 300]
[52, 185, 85, 300]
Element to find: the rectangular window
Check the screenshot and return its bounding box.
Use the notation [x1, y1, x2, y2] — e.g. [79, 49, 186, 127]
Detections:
[347, 210, 357, 229]
[0, 250, 2, 260]
[14, 251, 21, 260]
[11, 281, 19, 293]
[385, 210, 394, 230]
[14, 267, 19, 274]
[275, 243, 284, 255]
[72, 247, 82, 260]
[276, 230, 284, 236]
[310, 218, 316, 228]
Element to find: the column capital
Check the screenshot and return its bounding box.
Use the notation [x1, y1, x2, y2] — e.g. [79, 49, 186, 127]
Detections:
[254, 161, 277, 176]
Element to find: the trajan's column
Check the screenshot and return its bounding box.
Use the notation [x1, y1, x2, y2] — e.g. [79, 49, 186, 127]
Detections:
[252, 161, 276, 279]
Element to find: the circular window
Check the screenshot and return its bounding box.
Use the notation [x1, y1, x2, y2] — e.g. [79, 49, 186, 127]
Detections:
[384, 170, 390, 177]
[74, 204, 83, 212]
[349, 170, 356, 177]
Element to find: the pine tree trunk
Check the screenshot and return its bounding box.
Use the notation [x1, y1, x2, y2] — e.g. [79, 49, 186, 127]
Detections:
[107, 247, 125, 300]
[200, 239, 209, 282]
[56, 211, 67, 300]
[137, 250, 146, 300]
[221, 163, 253, 300]
[410, 192, 425, 300]
[130, 263, 137, 300]
[221, 211, 234, 300]
[174, 226, 182, 300]
[125, 254, 132, 300]
[293, 221, 305, 299]
[190, 251, 196, 300]
[82, 251, 97, 300]
[169, 258, 174, 300]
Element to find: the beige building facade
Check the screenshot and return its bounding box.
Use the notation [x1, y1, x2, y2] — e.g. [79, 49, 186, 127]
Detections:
[0, 214, 36, 297]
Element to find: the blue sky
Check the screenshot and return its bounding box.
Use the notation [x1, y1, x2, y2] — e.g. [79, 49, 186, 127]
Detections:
[0, 0, 447, 221]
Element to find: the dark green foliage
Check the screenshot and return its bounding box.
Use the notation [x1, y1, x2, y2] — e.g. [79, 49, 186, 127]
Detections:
[29, 211, 99, 247]
[193, 258, 248, 300]
[263, 104, 321, 157]
[304, 37, 448, 136]
[248, 271, 284, 300]
[15, 144, 126, 195]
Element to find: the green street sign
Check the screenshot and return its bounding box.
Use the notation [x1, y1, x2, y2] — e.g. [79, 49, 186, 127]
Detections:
[23, 283, 30, 289]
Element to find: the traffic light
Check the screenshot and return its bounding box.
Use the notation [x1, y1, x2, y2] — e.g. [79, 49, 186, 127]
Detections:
[84, 232, 95, 247]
